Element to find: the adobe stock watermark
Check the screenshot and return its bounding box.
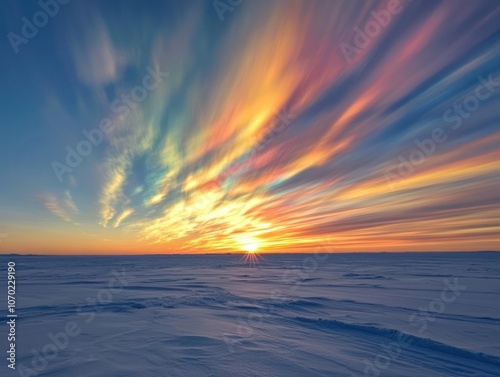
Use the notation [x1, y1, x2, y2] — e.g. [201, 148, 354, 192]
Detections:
[384, 74, 500, 191]
[443, 74, 500, 129]
[340, 0, 411, 63]
[352, 278, 467, 377]
[51, 66, 169, 183]
[7, 0, 72, 54]
[223, 241, 332, 353]
[213, 0, 243, 21]
[17, 268, 128, 377]
[192, 107, 294, 213]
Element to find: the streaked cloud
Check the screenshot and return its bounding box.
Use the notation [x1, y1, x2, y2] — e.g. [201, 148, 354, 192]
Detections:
[1, 0, 499, 253]
[42, 191, 79, 223]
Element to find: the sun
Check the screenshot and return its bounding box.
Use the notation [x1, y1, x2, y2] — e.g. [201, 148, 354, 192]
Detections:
[238, 235, 261, 254]
[239, 236, 263, 267]
[243, 242, 259, 253]
[238, 234, 262, 266]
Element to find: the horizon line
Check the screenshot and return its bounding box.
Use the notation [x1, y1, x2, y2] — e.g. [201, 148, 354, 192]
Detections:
[0, 250, 498, 257]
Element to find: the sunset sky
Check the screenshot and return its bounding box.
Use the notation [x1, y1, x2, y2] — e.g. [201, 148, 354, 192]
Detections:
[0, 0, 499, 254]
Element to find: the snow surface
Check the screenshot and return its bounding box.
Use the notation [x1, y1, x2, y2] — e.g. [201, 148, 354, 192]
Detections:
[1, 252, 499, 377]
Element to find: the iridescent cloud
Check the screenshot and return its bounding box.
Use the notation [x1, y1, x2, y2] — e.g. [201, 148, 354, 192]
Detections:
[0, 0, 499, 254]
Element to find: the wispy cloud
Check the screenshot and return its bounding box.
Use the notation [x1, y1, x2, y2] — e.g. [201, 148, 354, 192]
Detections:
[42, 191, 79, 223]
[113, 208, 134, 228]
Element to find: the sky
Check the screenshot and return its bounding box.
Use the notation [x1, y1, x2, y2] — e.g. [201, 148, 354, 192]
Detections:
[0, 0, 499, 254]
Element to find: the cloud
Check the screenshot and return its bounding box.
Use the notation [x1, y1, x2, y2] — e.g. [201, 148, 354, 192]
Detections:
[113, 208, 134, 228]
[21, 0, 500, 253]
[42, 191, 79, 223]
[66, 4, 124, 87]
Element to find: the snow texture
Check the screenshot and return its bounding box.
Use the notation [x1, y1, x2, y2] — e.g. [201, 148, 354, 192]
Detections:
[1, 252, 499, 376]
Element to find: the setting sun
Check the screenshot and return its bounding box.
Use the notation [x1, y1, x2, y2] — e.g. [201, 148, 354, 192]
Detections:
[238, 235, 261, 253]
[245, 244, 258, 253]
[240, 236, 263, 267]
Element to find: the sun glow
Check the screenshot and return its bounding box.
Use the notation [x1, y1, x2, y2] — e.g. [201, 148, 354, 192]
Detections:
[244, 243, 258, 253]
[239, 235, 261, 253]
[238, 235, 263, 266]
